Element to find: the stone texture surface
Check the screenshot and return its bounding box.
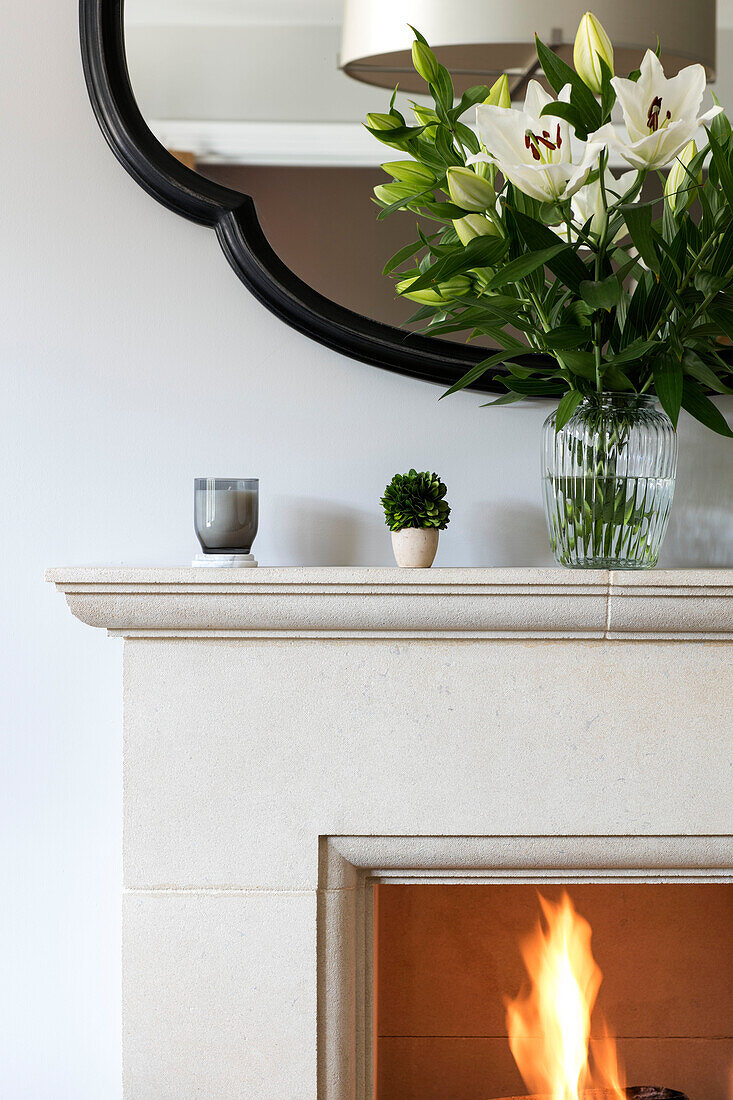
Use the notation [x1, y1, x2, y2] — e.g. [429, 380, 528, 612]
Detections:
[328, 835, 733, 877]
[123, 637, 733, 890]
[47, 566, 733, 639]
[123, 891, 317, 1099]
[607, 570, 733, 638]
[48, 566, 611, 639]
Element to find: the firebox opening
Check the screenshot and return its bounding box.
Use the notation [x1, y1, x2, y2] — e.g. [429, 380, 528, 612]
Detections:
[373, 884, 732, 1100]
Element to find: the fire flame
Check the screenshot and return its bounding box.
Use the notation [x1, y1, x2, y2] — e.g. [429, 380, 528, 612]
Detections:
[505, 892, 625, 1100]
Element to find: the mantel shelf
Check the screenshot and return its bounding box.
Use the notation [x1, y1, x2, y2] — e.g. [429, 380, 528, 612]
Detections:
[47, 567, 733, 641]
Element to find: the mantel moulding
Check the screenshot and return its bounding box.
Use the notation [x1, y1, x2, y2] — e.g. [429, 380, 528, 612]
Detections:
[47, 566, 733, 641]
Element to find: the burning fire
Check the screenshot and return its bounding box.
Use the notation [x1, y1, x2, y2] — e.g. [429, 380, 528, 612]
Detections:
[506, 892, 625, 1100]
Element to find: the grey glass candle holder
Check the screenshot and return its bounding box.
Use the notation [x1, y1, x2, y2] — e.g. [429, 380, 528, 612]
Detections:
[194, 478, 259, 564]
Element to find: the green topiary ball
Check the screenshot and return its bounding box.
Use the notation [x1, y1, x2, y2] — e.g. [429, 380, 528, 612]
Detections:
[381, 469, 451, 532]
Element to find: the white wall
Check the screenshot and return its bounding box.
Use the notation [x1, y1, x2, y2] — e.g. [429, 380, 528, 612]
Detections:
[125, 24, 401, 122]
[1, 2, 733, 1097]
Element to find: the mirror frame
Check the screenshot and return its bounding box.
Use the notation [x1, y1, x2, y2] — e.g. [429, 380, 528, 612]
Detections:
[80, 0, 545, 392]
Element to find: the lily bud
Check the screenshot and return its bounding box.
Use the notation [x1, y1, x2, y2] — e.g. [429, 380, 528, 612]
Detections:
[453, 213, 500, 245]
[484, 74, 511, 109]
[366, 112, 403, 131]
[470, 267, 496, 292]
[665, 140, 701, 214]
[412, 38, 440, 84]
[412, 104, 439, 128]
[446, 166, 496, 212]
[573, 12, 614, 95]
[397, 275, 471, 305]
[382, 160, 436, 186]
[373, 182, 417, 206]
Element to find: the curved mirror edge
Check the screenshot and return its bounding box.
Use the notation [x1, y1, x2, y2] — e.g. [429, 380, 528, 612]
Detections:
[80, 0, 527, 392]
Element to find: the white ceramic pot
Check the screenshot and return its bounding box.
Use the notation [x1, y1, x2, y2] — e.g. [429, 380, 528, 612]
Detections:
[391, 527, 439, 568]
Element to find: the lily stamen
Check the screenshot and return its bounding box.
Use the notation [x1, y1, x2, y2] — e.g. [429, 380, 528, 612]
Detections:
[526, 127, 563, 160]
[647, 95, 663, 132]
[525, 131, 542, 160]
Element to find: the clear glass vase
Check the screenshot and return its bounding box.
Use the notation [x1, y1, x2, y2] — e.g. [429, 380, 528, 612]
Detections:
[541, 394, 678, 570]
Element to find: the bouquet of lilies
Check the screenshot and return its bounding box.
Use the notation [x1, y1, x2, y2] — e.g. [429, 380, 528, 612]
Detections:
[366, 12, 733, 437]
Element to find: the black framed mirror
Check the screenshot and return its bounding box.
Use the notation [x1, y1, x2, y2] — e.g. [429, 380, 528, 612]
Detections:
[79, 0, 549, 393]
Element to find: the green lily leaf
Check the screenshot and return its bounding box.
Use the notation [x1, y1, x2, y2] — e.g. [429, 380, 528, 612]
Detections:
[481, 244, 566, 292]
[534, 35, 602, 133]
[681, 377, 733, 437]
[420, 201, 473, 221]
[405, 235, 508, 292]
[654, 355, 683, 428]
[503, 376, 567, 395]
[712, 222, 733, 277]
[539, 100, 589, 139]
[707, 128, 733, 211]
[364, 122, 434, 146]
[382, 237, 428, 276]
[451, 85, 491, 121]
[480, 391, 525, 407]
[605, 339, 659, 369]
[707, 305, 733, 343]
[560, 350, 597, 380]
[543, 325, 590, 350]
[555, 389, 584, 431]
[511, 209, 589, 292]
[429, 66, 455, 117]
[603, 366, 635, 392]
[620, 204, 660, 273]
[580, 276, 621, 312]
[441, 349, 524, 398]
[683, 352, 733, 394]
[694, 272, 728, 297]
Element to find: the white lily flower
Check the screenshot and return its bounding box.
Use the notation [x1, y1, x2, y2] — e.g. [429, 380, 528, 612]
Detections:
[470, 80, 602, 203]
[572, 167, 639, 240]
[590, 50, 722, 171]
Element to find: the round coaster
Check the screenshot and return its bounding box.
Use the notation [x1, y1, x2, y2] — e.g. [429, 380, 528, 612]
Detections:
[191, 553, 258, 568]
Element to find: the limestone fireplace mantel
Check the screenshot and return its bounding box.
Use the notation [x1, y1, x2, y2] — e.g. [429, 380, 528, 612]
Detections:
[48, 567, 733, 1100]
[47, 566, 733, 640]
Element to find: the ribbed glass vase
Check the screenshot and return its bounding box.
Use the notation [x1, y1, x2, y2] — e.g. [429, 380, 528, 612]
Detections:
[542, 394, 678, 570]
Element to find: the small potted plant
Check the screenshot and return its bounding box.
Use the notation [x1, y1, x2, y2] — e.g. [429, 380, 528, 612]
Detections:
[381, 469, 450, 567]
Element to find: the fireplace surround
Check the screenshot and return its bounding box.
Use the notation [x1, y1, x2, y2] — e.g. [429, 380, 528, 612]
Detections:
[47, 567, 733, 1099]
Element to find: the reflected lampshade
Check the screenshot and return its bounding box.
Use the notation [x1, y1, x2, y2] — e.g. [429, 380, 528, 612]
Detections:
[340, 0, 716, 95]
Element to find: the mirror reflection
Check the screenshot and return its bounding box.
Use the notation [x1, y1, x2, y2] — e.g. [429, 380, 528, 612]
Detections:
[125, 0, 436, 332]
[124, 1, 724, 339]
